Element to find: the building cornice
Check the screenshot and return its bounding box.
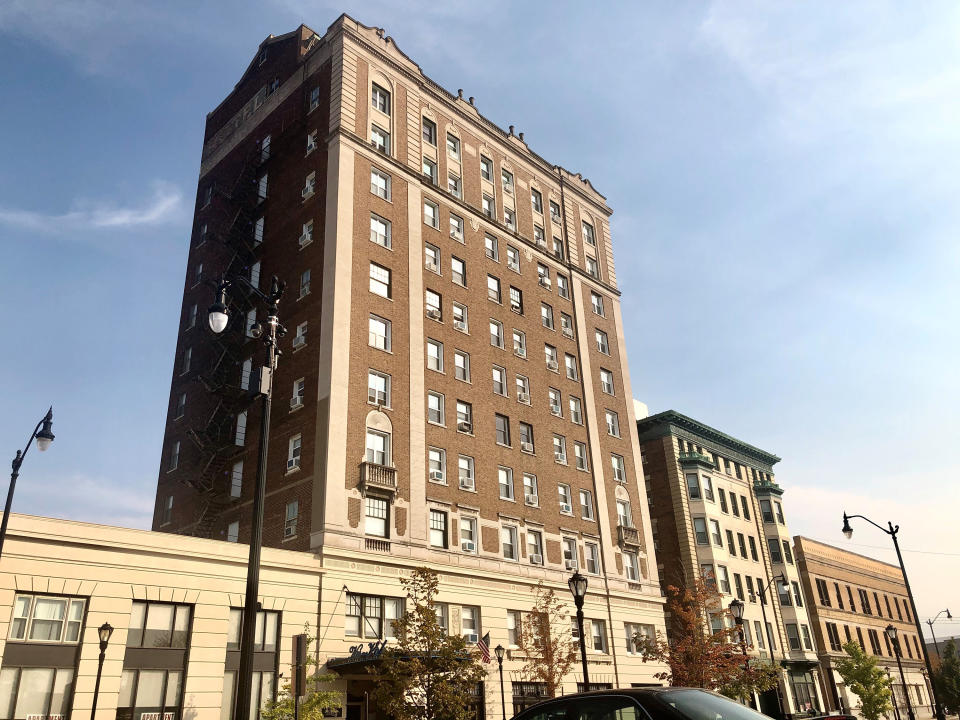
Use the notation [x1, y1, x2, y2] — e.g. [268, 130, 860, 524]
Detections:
[636, 410, 781, 467]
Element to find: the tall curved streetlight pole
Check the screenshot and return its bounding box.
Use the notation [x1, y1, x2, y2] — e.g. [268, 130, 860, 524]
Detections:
[842, 513, 944, 720]
[926, 609, 952, 662]
[2, 408, 55, 560]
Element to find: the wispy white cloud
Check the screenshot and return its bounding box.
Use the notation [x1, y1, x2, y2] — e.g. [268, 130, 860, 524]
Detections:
[18, 472, 154, 530]
[0, 181, 185, 234]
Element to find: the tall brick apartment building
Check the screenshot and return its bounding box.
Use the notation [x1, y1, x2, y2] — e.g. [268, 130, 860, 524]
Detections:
[153, 14, 666, 715]
[636, 410, 824, 720]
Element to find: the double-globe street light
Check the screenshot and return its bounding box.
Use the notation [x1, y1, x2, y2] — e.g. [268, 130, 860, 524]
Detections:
[568, 571, 590, 690]
[842, 512, 944, 720]
[2, 408, 56, 560]
[887, 624, 916, 720]
[210, 275, 286, 720]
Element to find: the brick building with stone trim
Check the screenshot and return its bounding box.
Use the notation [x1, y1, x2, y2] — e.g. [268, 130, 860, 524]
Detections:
[149, 13, 667, 717]
[636, 410, 824, 720]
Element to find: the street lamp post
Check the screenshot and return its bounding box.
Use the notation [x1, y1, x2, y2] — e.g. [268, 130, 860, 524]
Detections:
[495, 644, 506, 720]
[729, 598, 748, 669]
[91, 622, 114, 719]
[926, 609, 952, 662]
[887, 624, 916, 720]
[568, 571, 590, 690]
[2, 408, 55, 560]
[210, 276, 286, 720]
[757, 573, 789, 663]
[843, 513, 944, 720]
[885, 666, 902, 720]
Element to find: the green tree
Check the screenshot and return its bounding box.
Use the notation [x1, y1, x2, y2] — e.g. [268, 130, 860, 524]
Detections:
[935, 639, 960, 714]
[260, 629, 341, 720]
[635, 578, 778, 697]
[834, 640, 891, 720]
[515, 581, 577, 697]
[371, 568, 486, 720]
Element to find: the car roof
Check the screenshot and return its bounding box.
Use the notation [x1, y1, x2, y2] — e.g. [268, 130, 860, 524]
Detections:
[512, 687, 711, 718]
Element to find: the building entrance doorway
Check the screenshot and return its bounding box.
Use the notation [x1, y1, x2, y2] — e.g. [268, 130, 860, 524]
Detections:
[759, 688, 784, 720]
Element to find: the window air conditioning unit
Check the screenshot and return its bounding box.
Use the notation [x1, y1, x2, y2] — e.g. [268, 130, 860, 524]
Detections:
[429, 470, 444, 482]
[530, 554, 542, 565]
[565, 559, 577, 571]
[425, 307, 441, 320]
[290, 397, 303, 410]
[538, 277, 550, 288]
[459, 477, 475, 490]
[301, 185, 313, 199]
[525, 494, 538, 505]
[521, 441, 534, 453]
[464, 633, 479, 644]
[510, 302, 522, 312]
[425, 260, 438, 272]
[287, 458, 300, 471]
[554, 452, 565, 463]
[562, 328, 574, 339]
[517, 392, 530, 404]
[457, 422, 472, 433]
[293, 335, 306, 348]
[461, 540, 476, 553]
[560, 503, 572, 514]
[547, 360, 559, 371]
[284, 524, 295, 538]
[550, 406, 561, 416]
[514, 347, 526, 358]
[454, 320, 467, 331]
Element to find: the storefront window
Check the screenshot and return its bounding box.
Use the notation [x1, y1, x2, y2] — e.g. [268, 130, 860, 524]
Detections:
[0, 667, 73, 719]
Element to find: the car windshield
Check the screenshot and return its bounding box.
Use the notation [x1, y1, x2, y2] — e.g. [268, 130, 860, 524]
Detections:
[653, 689, 772, 720]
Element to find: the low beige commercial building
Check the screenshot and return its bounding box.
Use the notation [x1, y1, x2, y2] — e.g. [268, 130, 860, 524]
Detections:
[795, 537, 932, 720]
[0, 513, 666, 719]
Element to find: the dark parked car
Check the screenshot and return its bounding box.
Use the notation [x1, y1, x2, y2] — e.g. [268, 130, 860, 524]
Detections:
[511, 687, 776, 720]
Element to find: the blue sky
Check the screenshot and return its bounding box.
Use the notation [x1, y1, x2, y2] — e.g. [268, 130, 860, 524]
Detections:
[1, 1, 957, 633]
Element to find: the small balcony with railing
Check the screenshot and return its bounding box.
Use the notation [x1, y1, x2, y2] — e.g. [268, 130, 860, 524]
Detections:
[360, 461, 397, 495]
[617, 524, 641, 549]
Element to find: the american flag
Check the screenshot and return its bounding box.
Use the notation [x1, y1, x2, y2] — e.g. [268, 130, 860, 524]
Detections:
[477, 631, 491, 663]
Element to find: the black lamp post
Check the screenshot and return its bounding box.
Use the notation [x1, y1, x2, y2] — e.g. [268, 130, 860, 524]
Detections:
[887, 624, 916, 720]
[2, 408, 55, 560]
[568, 571, 590, 690]
[756, 572, 789, 662]
[843, 512, 943, 720]
[91, 621, 114, 718]
[495, 643, 506, 720]
[210, 275, 286, 720]
[729, 598, 748, 668]
[926, 609, 952, 662]
[885, 666, 902, 720]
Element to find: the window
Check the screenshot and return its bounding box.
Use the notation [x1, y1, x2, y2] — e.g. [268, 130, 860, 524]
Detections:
[582, 221, 596, 246]
[429, 510, 448, 548]
[450, 212, 464, 241]
[426, 339, 443, 372]
[454, 350, 470, 381]
[228, 462, 243, 499]
[492, 365, 507, 395]
[553, 236, 564, 260]
[8, 595, 85, 643]
[599, 369, 614, 394]
[616, 500, 633, 529]
[553, 435, 567, 464]
[734, 574, 745, 601]
[509, 286, 523, 313]
[291, 378, 305, 408]
[760, 499, 774, 523]
[605, 410, 620, 436]
[527, 530, 544, 564]
[0, 667, 75, 718]
[537, 263, 551, 288]
[308, 85, 320, 111]
[487, 275, 501, 303]
[792, 582, 804, 607]
[480, 155, 493, 181]
[369, 314, 391, 351]
[371, 124, 390, 153]
[686, 473, 701, 499]
[782, 540, 794, 564]
[258, 174, 268, 201]
[748, 536, 759, 561]
[726, 530, 737, 555]
[501, 169, 514, 193]
[284, 500, 298, 538]
[569, 396, 583, 424]
[709, 519, 723, 546]
[516, 375, 531, 403]
[460, 516, 477, 552]
[482, 194, 495, 219]
[287, 434, 302, 471]
[345, 593, 403, 640]
[701, 476, 714, 501]
[306, 130, 317, 154]
[591, 292, 605, 316]
[427, 447, 446, 484]
[370, 213, 391, 247]
[422, 157, 438, 184]
[505, 245, 521, 272]
[422, 117, 437, 145]
[775, 501, 785, 524]
[451, 256, 466, 285]
[558, 484, 573, 513]
[371, 83, 390, 114]
[254, 217, 264, 244]
[586, 257, 599, 279]
[563, 538, 578, 569]
[186, 303, 197, 330]
[548, 387, 562, 416]
[785, 624, 802, 651]
[550, 200, 561, 223]
[365, 497, 389, 538]
[574, 442, 588, 471]
[580, 489, 594, 520]
[298, 218, 312, 248]
[371, 168, 391, 200]
[424, 199, 439, 229]
[502, 526, 518, 560]
[557, 274, 569, 298]
[564, 354, 578, 380]
[585, 543, 600, 574]
[490, 319, 504, 348]
[523, 473, 538, 504]
[740, 495, 751, 519]
[507, 610, 521, 646]
[446, 133, 460, 159]
[458, 455, 475, 490]
[495, 414, 511, 445]
[531, 188, 543, 214]
[560, 313, 574, 338]
[302, 171, 316, 199]
[457, 401, 473, 433]
[595, 329, 609, 354]
[693, 518, 709, 545]
[541, 303, 555, 330]
[717, 566, 731, 594]
[701, 564, 716, 589]
[611, 454, 626, 483]
[181, 347, 192, 374]
[767, 538, 783, 563]
[453, 303, 468, 332]
[369, 262, 391, 298]
[368, 370, 390, 406]
[427, 392, 444, 425]
[227, 521, 239, 542]
[299, 269, 311, 298]
[461, 606, 480, 640]
[246, 309, 257, 338]
[167, 441, 180, 471]
[235, 411, 247, 446]
[512, 329, 526, 357]
[519, 422, 534, 452]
